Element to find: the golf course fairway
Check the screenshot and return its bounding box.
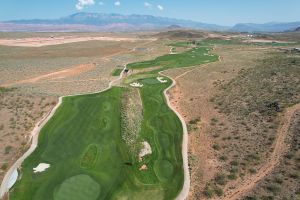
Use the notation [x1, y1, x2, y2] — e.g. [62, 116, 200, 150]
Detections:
[8, 43, 218, 200]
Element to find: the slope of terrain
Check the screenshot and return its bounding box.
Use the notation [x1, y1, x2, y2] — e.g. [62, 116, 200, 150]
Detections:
[164, 38, 300, 199]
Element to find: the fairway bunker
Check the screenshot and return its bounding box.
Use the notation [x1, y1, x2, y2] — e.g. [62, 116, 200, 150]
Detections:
[33, 163, 50, 173]
[157, 77, 168, 83]
[130, 82, 144, 87]
[138, 141, 152, 161]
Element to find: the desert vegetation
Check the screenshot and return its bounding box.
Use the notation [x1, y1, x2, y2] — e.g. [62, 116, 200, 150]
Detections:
[0, 87, 56, 182]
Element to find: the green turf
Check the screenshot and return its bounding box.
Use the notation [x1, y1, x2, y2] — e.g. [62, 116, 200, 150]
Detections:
[80, 144, 99, 169]
[127, 46, 218, 72]
[10, 87, 131, 200]
[111, 68, 123, 76]
[54, 175, 101, 200]
[10, 40, 219, 200]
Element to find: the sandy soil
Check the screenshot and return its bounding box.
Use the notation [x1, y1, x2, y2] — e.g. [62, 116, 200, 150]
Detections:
[243, 39, 295, 44]
[1, 63, 96, 87]
[222, 103, 300, 200]
[0, 36, 150, 47]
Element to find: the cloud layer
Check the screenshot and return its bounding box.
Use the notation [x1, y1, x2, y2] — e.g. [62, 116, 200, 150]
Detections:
[75, 0, 163, 11]
[157, 5, 164, 11]
[76, 0, 95, 10]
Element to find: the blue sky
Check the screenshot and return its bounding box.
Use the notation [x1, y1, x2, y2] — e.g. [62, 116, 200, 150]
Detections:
[1, 0, 300, 26]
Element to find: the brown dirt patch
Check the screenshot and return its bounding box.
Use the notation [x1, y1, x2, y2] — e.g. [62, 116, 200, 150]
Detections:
[0, 36, 144, 47]
[1, 63, 96, 87]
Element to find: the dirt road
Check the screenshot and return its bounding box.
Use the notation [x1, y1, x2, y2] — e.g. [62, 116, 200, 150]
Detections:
[223, 103, 300, 200]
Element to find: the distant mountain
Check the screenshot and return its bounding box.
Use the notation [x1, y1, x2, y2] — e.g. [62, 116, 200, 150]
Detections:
[231, 22, 300, 33]
[294, 27, 300, 32]
[2, 13, 300, 33]
[3, 12, 228, 32]
[167, 25, 182, 30]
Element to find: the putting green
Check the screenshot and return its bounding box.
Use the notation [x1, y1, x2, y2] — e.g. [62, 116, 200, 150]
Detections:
[54, 175, 101, 200]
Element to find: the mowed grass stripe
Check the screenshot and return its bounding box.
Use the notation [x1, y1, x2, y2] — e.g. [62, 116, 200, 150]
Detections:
[10, 87, 132, 200]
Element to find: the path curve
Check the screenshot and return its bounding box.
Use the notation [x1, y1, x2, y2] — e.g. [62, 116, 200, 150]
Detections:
[159, 70, 190, 200]
[223, 103, 300, 200]
[0, 67, 126, 198]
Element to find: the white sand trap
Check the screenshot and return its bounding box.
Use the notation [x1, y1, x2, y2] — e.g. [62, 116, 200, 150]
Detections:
[8, 169, 18, 189]
[130, 82, 143, 88]
[157, 77, 168, 83]
[139, 141, 152, 161]
[33, 163, 50, 173]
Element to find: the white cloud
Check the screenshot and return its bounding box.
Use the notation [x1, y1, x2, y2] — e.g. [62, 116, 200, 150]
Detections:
[144, 2, 152, 8]
[114, 1, 121, 6]
[157, 4, 164, 11]
[75, 0, 95, 10]
[99, 1, 104, 6]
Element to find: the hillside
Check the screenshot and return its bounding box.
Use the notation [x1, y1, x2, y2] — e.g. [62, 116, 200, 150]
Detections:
[4, 12, 228, 32]
[231, 21, 300, 32]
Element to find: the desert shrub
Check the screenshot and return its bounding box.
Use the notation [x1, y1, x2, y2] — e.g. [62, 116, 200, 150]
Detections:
[244, 196, 258, 200]
[219, 155, 228, 161]
[228, 173, 238, 180]
[203, 184, 214, 198]
[214, 186, 223, 196]
[266, 184, 281, 194]
[189, 118, 200, 125]
[4, 146, 12, 154]
[230, 160, 239, 166]
[212, 144, 221, 151]
[215, 173, 227, 185]
[1, 163, 8, 170]
[249, 168, 257, 174]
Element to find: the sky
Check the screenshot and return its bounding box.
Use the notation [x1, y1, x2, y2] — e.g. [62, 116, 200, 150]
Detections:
[0, 0, 300, 26]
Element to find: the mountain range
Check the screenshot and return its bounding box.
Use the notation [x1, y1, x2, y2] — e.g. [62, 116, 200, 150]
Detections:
[1, 12, 300, 33]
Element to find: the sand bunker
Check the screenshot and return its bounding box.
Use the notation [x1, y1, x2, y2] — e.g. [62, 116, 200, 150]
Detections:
[130, 82, 143, 88]
[157, 77, 168, 83]
[8, 169, 18, 189]
[139, 141, 152, 161]
[33, 163, 50, 173]
[0, 36, 139, 47]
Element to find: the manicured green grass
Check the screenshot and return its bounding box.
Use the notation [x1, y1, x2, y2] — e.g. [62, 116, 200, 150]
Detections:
[10, 40, 220, 200]
[127, 46, 218, 72]
[80, 144, 99, 169]
[10, 84, 183, 200]
[10, 87, 132, 200]
[111, 68, 123, 76]
[53, 175, 101, 200]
